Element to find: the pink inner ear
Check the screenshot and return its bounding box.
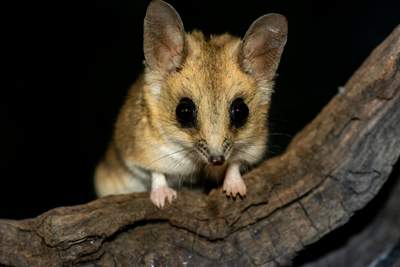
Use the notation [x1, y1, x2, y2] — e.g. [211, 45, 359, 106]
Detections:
[165, 26, 184, 55]
[245, 33, 267, 57]
[143, 0, 186, 73]
[241, 32, 270, 77]
[240, 13, 287, 79]
[156, 26, 184, 72]
[157, 46, 173, 68]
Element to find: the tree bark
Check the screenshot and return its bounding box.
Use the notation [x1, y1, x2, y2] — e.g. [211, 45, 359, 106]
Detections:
[297, 166, 400, 267]
[1, 25, 399, 267]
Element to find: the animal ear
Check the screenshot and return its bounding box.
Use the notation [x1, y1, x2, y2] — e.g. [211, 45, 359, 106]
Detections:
[239, 13, 288, 81]
[143, 0, 186, 73]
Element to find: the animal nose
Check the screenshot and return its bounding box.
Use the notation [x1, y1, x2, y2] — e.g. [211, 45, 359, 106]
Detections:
[209, 155, 225, 166]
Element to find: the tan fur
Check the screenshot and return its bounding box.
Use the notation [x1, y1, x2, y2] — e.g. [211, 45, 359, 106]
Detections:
[96, 31, 269, 195]
[95, 1, 287, 201]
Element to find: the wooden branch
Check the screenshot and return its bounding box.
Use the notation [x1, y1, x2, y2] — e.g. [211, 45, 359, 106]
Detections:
[1, 25, 399, 267]
[299, 168, 400, 267]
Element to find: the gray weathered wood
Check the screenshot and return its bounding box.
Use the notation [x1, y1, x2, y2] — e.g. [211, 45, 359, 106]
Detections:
[299, 168, 400, 267]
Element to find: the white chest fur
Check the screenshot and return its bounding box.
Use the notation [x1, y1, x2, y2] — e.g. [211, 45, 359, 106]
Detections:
[156, 143, 197, 175]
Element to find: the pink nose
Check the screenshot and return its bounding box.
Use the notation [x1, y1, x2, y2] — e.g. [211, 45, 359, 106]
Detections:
[209, 155, 225, 166]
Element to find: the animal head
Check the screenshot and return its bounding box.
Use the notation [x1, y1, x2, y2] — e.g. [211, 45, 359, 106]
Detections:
[142, 0, 287, 168]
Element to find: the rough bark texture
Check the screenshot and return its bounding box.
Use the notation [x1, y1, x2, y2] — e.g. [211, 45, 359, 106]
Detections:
[0, 26, 399, 267]
[298, 165, 400, 267]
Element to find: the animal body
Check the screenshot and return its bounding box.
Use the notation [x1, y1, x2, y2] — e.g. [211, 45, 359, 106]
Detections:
[94, 0, 288, 208]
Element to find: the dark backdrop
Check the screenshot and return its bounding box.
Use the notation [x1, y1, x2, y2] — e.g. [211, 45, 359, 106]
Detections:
[1, 0, 398, 225]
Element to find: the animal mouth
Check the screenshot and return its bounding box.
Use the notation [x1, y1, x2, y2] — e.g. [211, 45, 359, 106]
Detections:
[195, 139, 233, 166]
[208, 155, 225, 165]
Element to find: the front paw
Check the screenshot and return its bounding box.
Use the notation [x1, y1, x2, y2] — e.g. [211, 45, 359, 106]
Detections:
[150, 186, 177, 208]
[223, 179, 247, 198]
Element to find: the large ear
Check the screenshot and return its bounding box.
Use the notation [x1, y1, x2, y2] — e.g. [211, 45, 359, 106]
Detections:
[239, 13, 288, 81]
[143, 0, 186, 73]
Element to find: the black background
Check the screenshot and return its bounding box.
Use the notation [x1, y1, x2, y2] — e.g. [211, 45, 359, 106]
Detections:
[2, 0, 399, 227]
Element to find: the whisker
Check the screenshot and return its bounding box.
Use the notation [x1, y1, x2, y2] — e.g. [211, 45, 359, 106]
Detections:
[235, 142, 265, 147]
[168, 149, 196, 189]
[143, 147, 191, 169]
[234, 135, 264, 142]
[235, 140, 284, 154]
[234, 147, 260, 161]
[268, 132, 293, 138]
[234, 132, 292, 143]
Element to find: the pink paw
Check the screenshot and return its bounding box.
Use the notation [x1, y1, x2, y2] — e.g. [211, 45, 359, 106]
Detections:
[223, 179, 247, 198]
[150, 186, 177, 208]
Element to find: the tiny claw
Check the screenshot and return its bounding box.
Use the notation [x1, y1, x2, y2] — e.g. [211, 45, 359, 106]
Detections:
[222, 179, 247, 199]
[150, 186, 177, 208]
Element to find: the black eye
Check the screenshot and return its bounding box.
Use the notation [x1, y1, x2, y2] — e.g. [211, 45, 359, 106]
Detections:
[176, 97, 196, 128]
[230, 98, 249, 128]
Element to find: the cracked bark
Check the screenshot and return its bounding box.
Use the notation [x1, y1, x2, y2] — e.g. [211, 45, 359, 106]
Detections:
[297, 164, 400, 267]
[0, 25, 399, 267]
